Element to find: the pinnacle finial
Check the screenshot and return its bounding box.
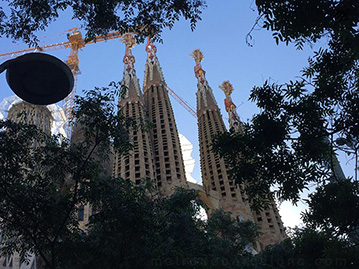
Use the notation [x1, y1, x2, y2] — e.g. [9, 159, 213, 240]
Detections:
[190, 49, 204, 65]
[219, 81, 236, 113]
[121, 33, 136, 72]
[121, 33, 136, 50]
[190, 49, 207, 84]
[146, 37, 157, 55]
[219, 81, 234, 99]
[219, 81, 241, 131]
[120, 32, 141, 103]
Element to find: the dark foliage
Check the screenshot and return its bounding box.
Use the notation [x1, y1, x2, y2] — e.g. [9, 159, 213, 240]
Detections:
[254, 228, 359, 269]
[0, 83, 133, 268]
[0, 83, 259, 268]
[213, 1, 359, 222]
[0, 0, 206, 45]
[303, 180, 359, 240]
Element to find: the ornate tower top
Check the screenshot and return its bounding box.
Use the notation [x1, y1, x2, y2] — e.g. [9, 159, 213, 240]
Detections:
[121, 33, 136, 75]
[219, 81, 241, 132]
[190, 49, 207, 85]
[190, 49, 204, 65]
[143, 38, 165, 91]
[145, 38, 157, 60]
[119, 33, 142, 105]
[190, 49, 218, 115]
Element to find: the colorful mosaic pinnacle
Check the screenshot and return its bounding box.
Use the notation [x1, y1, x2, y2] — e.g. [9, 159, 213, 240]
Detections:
[190, 49, 206, 84]
[121, 33, 136, 50]
[219, 81, 236, 113]
[145, 37, 157, 60]
[121, 33, 136, 72]
[219, 80, 241, 131]
[190, 49, 204, 64]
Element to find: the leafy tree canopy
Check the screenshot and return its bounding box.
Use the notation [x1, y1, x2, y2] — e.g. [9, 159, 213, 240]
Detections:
[0, 84, 260, 269]
[254, 227, 359, 269]
[213, 1, 359, 242]
[214, 1, 359, 196]
[0, 0, 206, 45]
[0, 83, 133, 268]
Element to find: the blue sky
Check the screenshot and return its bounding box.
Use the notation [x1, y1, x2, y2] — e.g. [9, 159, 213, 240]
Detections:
[0, 0, 352, 227]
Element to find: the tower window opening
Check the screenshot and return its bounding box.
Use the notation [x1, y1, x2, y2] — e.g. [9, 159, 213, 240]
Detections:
[78, 205, 84, 221]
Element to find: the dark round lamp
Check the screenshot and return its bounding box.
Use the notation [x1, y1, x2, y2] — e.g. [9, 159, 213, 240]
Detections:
[0, 53, 74, 105]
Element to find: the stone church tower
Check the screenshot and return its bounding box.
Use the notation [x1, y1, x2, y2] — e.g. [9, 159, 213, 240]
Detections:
[190, 49, 254, 221]
[219, 80, 287, 249]
[143, 38, 188, 195]
[191, 49, 286, 250]
[110, 40, 286, 250]
[113, 35, 187, 196]
[112, 34, 156, 185]
[8, 102, 53, 135]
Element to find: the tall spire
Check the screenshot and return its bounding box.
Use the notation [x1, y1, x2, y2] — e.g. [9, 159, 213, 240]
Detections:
[190, 49, 218, 115]
[191, 49, 254, 223]
[143, 38, 188, 195]
[113, 33, 156, 186]
[219, 81, 242, 132]
[119, 33, 142, 106]
[143, 38, 165, 92]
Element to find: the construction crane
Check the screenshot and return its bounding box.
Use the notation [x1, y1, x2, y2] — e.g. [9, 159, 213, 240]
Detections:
[166, 85, 197, 119]
[0, 28, 198, 135]
[0, 28, 125, 136]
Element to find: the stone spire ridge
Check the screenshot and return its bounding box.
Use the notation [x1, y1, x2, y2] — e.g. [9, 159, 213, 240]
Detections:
[219, 81, 242, 132]
[190, 49, 219, 115]
[143, 38, 166, 92]
[119, 33, 143, 106]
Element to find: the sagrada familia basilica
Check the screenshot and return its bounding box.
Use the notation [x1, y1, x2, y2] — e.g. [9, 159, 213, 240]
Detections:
[111, 33, 286, 250]
[1, 32, 287, 267]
